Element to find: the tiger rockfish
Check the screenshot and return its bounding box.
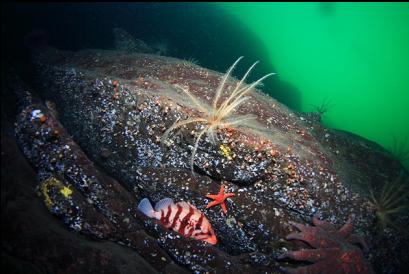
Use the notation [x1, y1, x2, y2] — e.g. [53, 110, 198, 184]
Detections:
[138, 198, 217, 244]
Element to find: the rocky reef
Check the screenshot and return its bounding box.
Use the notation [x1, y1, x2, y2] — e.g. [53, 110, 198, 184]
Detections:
[3, 31, 409, 273]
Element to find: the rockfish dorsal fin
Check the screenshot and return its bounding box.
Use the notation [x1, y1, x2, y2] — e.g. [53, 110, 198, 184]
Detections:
[177, 201, 193, 209]
[154, 198, 173, 211]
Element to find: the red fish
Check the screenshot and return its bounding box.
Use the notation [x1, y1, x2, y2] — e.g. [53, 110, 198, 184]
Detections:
[138, 198, 217, 245]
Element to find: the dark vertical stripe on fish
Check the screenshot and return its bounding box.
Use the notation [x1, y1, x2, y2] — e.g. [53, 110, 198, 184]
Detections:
[186, 226, 195, 238]
[170, 205, 183, 229]
[160, 209, 165, 222]
[196, 213, 204, 229]
[163, 205, 172, 226]
[178, 206, 195, 235]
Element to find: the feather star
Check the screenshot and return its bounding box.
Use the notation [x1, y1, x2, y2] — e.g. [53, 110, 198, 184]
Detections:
[206, 185, 235, 214]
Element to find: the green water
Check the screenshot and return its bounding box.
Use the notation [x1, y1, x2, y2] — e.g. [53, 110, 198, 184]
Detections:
[218, 2, 409, 169]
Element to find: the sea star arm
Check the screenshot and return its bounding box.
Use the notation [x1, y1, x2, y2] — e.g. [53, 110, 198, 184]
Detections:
[279, 217, 373, 274]
[347, 234, 369, 252]
[338, 217, 354, 238]
[220, 202, 228, 214]
[206, 200, 221, 209]
[278, 248, 332, 262]
[281, 260, 331, 274]
[205, 185, 235, 214]
[312, 216, 336, 231]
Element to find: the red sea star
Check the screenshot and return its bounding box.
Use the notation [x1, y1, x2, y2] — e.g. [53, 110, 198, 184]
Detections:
[206, 185, 235, 214]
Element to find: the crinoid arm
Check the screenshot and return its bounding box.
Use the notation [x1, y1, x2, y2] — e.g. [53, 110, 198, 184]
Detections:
[161, 117, 207, 144]
[218, 71, 275, 115]
[220, 60, 260, 109]
[206, 124, 218, 145]
[175, 84, 209, 114]
[220, 114, 257, 128]
[214, 96, 251, 124]
[190, 125, 210, 173]
[222, 115, 271, 138]
[217, 58, 264, 113]
[160, 56, 276, 175]
[212, 56, 244, 110]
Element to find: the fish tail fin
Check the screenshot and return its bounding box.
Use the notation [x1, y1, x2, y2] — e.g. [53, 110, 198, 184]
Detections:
[138, 198, 157, 218]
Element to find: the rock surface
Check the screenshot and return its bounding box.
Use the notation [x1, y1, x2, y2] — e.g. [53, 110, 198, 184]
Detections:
[4, 34, 409, 273]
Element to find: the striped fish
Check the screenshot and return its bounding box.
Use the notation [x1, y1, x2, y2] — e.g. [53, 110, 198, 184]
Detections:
[138, 198, 217, 245]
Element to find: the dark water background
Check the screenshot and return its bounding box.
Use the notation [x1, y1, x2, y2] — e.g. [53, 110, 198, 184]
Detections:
[2, 3, 299, 109]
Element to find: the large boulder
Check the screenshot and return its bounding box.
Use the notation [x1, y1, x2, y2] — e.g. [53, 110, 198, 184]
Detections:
[9, 36, 409, 273]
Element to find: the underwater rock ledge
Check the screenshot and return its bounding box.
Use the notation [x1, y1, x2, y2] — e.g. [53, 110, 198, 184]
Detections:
[7, 37, 409, 273]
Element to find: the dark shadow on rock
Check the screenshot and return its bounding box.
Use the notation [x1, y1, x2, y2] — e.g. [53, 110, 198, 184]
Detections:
[1, 87, 160, 274]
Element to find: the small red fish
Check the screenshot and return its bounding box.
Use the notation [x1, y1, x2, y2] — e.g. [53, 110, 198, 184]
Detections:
[138, 198, 217, 245]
